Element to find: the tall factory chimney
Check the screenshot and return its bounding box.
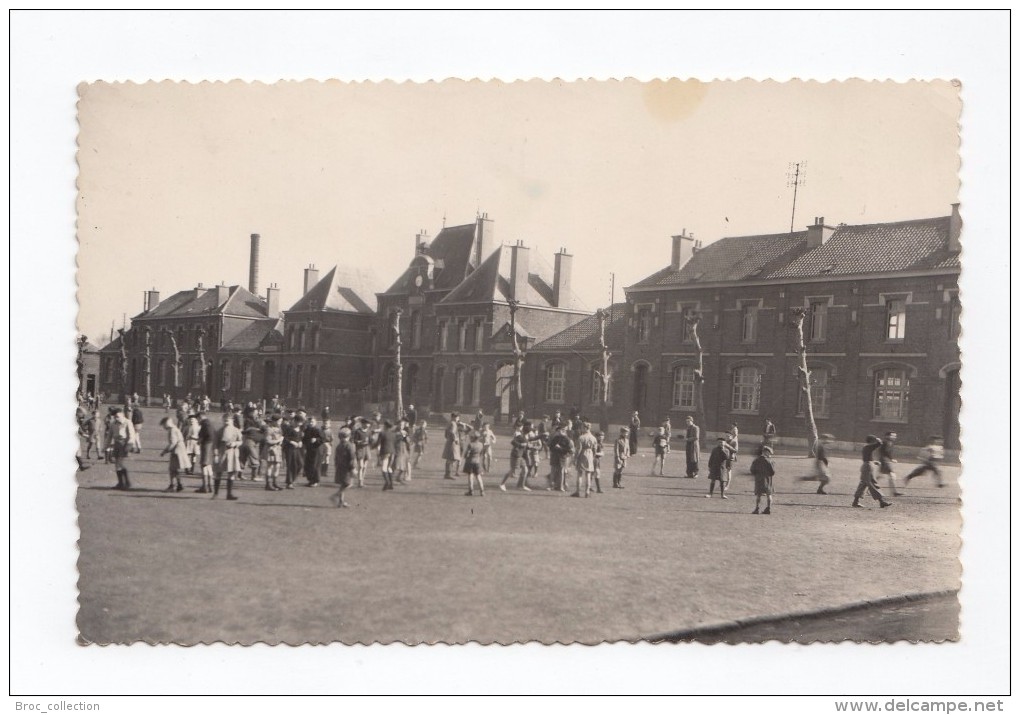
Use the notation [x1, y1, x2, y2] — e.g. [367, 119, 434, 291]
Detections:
[249, 233, 261, 295]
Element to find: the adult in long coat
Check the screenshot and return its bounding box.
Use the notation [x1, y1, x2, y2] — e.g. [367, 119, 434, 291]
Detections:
[282, 416, 306, 489]
[629, 412, 641, 455]
[683, 415, 701, 478]
[442, 413, 463, 479]
[302, 417, 324, 486]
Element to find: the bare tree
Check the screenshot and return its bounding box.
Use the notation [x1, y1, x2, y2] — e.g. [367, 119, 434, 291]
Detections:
[392, 308, 404, 420]
[683, 311, 707, 429]
[76, 335, 89, 403]
[788, 307, 819, 454]
[593, 307, 613, 432]
[163, 328, 181, 392]
[143, 327, 152, 406]
[197, 327, 207, 396]
[508, 298, 526, 417]
[117, 328, 129, 401]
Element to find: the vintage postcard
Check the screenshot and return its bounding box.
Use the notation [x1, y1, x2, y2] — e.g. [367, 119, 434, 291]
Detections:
[74, 78, 962, 646]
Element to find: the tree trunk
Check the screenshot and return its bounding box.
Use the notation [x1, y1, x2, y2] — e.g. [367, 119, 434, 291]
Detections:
[393, 309, 404, 420]
[686, 314, 708, 431]
[509, 300, 524, 418]
[790, 308, 819, 455]
[143, 328, 152, 406]
[596, 308, 611, 433]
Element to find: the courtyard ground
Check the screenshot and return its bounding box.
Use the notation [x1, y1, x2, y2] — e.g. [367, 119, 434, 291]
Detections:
[76, 409, 961, 645]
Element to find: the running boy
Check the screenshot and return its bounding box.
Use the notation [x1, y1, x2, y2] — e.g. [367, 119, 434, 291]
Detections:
[905, 436, 946, 488]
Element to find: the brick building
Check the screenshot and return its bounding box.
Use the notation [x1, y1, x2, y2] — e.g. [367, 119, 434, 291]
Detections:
[99, 281, 282, 404]
[375, 214, 590, 419]
[528, 207, 962, 449]
[277, 264, 379, 414]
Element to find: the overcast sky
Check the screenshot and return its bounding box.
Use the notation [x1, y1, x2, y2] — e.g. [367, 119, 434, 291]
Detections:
[76, 79, 960, 343]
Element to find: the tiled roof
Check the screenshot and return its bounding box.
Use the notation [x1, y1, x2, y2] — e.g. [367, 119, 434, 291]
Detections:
[221, 319, 284, 352]
[287, 266, 381, 314]
[491, 318, 534, 341]
[441, 244, 587, 310]
[531, 303, 627, 352]
[630, 215, 960, 289]
[98, 335, 123, 353]
[770, 217, 956, 278]
[383, 223, 477, 295]
[135, 285, 268, 320]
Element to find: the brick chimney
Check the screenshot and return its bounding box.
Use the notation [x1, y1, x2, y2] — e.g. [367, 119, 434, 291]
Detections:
[553, 248, 573, 309]
[415, 228, 429, 255]
[266, 283, 280, 319]
[509, 240, 530, 302]
[249, 233, 261, 295]
[806, 217, 835, 248]
[194, 282, 208, 301]
[949, 203, 962, 253]
[144, 288, 160, 312]
[474, 212, 496, 266]
[216, 283, 230, 305]
[303, 264, 319, 295]
[671, 229, 696, 270]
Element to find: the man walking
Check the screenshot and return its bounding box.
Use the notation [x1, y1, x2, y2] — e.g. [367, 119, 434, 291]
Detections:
[852, 435, 893, 509]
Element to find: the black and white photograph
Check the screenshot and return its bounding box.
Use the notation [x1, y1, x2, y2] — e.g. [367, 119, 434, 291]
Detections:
[9, 8, 1010, 704]
[73, 78, 963, 646]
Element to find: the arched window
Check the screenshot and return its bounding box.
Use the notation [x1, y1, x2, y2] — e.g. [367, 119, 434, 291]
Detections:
[798, 367, 831, 418]
[407, 363, 420, 398]
[591, 365, 613, 406]
[311, 325, 321, 351]
[156, 358, 166, 386]
[411, 311, 422, 349]
[470, 366, 482, 406]
[455, 366, 466, 405]
[671, 365, 696, 409]
[309, 365, 318, 400]
[220, 359, 231, 391]
[285, 364, 294, 397]
[545, 362, 566, 404]
[382, 364, 396, 399]
[632, 362, 649, 411]
[298, 325, 306, 352]
[434, 366, 446, 408]
[241, 360, 253, 392]
[873, 368, 909, 420]
[191, 359, 203, 388]
[731, 366, 761, 413]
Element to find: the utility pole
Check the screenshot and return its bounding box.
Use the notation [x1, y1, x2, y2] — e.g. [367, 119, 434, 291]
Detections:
[76, 335, 88, 403]
[787, 161, 807, 233]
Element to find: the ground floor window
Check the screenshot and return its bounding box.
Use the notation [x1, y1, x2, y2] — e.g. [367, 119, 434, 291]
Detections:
[545, 362, 566, 403]
[731, 366, 761, 412]
[798, 367, 831, 418]
[671, 365, 696, 409]
[873, 368, 909, 420]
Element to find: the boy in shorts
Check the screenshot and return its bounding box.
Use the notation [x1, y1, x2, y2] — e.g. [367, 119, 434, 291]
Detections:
[463, 431, 485, 496]
[500, 425, 528, 492]
[332, 428, 356, 508]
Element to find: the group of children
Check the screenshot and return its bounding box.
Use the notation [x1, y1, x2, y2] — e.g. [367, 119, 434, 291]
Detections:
[86, 398, 949, 515]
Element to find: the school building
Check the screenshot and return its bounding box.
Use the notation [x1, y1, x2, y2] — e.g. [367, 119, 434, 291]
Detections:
[524, 206, 962, 449]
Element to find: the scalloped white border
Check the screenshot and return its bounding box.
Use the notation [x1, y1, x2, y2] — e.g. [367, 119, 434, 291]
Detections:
[11, 8, 1009, 701]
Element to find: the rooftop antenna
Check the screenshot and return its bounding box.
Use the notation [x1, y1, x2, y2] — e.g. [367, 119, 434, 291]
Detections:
[442, 211, 447, 228]
[786, 161, 807, 233]
[609, 272, 615, 308]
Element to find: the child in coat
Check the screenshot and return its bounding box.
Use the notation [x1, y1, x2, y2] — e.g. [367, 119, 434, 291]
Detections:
[159, 416, 189, 492]
[613, 427, 630, 488]
[750, 445, 776, 514]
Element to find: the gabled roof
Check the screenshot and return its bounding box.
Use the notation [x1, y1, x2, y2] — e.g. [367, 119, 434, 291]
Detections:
[770, 217, 958, 278]
[135, 285, 268, 320]
[221, 318, 284, 352]
[287, 265, 381, 314]
[531, 303, 628, 352]
[630, 214, 960, 289]
[98, 335, 123, 354]
[383, 223, 478, 295]
[441, 244, 588, 310]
